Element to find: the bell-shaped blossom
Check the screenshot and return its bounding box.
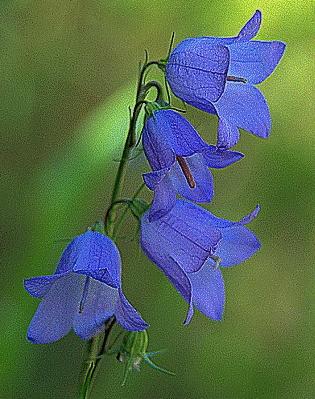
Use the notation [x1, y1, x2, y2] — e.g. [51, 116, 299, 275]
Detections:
[24, 231, 148, 344]
[165, 10, 286, 148]
[140, 200, 260, 323]
[142, 109, 243, 221]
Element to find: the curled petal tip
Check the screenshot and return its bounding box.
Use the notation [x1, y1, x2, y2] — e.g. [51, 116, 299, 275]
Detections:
[239, 204, 261, 225]
[183, 303, 194, 326]
[237, 9, 262, 42]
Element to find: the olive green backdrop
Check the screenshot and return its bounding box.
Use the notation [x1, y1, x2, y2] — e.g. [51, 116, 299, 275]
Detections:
[1, 1, 314, 398]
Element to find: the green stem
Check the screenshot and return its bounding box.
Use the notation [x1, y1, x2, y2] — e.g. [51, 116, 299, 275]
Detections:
[79, 318, 115, 399]
[79, 332, 104, 399]
[79, 59, 160, 398]
[112, 183, 145, 240]
[105, 130, 135, 237]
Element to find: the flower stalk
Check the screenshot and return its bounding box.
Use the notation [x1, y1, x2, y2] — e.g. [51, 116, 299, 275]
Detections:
[79, 318, 115, 399]
[79, 59, 162, 399]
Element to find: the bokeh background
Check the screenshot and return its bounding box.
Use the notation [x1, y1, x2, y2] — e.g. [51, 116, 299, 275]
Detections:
[1, 1, 314, 398]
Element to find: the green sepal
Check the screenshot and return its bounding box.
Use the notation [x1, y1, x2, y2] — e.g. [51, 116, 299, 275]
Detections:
[88, 220, 106, 235]
[144, 101, 163, 118]
[143, 354, 175, 376]
[144, 100, 186, 121]
[158, 32, 175, 72]
[128, 198, 150, 220]
[120, 331, 148, 386]
[157, 59, 167, 71]
[114, 331, 174, 386]
[144, 100, 172, 118]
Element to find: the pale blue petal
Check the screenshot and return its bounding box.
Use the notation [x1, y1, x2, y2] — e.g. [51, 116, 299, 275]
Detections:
[27, 274, 83, 344]
[183, 204, 260, 229]
[213, 82, 271, 139]
[217, 118, 240, 149]
[73, 278, 118, 340]
[115, 289, 148, 331]
[216, 225, 261, 267]
[55, 238, 80, 274]
[168, 11, 261, 53]
[140, 241, 194, 325]
[239, 205, 260, 225]
[141, 201, 222, 273]
[143, 167, 169, 190]
[166, 43, 229, 103]
[236, 10, 262, 42]
[202, 145, 244, 167]
[169, 37, 234, 52]
[142, 115, 175, 170]
[156, 110, 208, 156]
[228, 40, 286, 84]
[189, 262, 225, 320]
[147, 175, 176, 222]
[72, 231, 121, 288]
[24, 273, 68, 298]
[170, 154, 214, 202]
[184, 98, 217, 114]
[167, 258, 194, 325]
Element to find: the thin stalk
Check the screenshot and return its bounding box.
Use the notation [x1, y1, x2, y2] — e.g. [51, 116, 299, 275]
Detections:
[79, 318, 115, 399]
[79, 59, 160, 398]
[112, 183, 145, 240]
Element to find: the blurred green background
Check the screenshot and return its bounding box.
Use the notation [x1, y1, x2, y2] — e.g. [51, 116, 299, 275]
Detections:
[1, 0, 314, 398]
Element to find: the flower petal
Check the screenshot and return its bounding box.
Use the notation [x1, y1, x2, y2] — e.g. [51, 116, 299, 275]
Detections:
[187, 204, 260, 229]
[228, 40, 286, 84]
[213, 82, 271, 140]
[73, 278, 118, 340]
[115, 289, 148, 331]
[183, 97, 217, 114]
[239, 204, 260, 225]
[202, 145, 244, 168]
[146, 175, 176, 222]
[189, 262, 225, 321]
[27, 274, 83, 344]
[72, 231, 121, 288]
[24, 273, 68, 298]
[155, 110, 208, 156]
[168, 258, 194, 325]
[141, 200, 222, 273]
[168, 10, 261, 53]
[170, 153, 214, 202]
[142, 115, 175, 170]
[143, 167, 170, 190]
[236, 10, 262, 42]
[166, 43, 229, 103]
[216, 225, 261, 267]
[55, 238, 80, 274]
[217, 118, 240, 149]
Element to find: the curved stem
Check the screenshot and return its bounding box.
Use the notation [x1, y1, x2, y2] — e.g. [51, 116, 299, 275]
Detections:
[104, 103, 142, 236]
[112, 183, 145, 240]
[104, 64, 161, 235]
[79, 58, 161, 398]
[142, 81, 164, 103]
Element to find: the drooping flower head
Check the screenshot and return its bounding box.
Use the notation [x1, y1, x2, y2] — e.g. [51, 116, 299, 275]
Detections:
[142, 108, 243, 221]
[24, 231, 148, 344]
[165, 10, 286, 148]
[140, 200, 260, 323]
